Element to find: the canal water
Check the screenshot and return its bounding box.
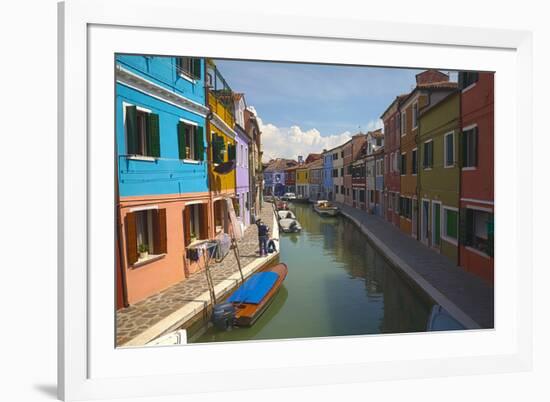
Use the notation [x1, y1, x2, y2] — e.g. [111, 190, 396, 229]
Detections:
[190, 203, 434, 343]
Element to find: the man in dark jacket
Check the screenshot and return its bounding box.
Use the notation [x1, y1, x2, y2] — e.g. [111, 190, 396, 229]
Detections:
[256, 219, 269, 256]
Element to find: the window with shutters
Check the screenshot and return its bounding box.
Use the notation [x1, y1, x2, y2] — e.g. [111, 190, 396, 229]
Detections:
[178, 121, 204, 162]
[126, 209, 167, 266]
[462, 127, 478, 168]
[211, 132, 227, 164]
[444, 131, 455, 167]
[412, 148, 418, 174]
[401, 111, 406, 136]
[423, 140, 433, 169]
[183, 203, 208, 251]
[442, 207, 458, 244]
[176, 57, 201, 81]
[340, 167, 344, 177]
[412, 102, 419, 129]
[334, 185, 338, 194]
[401, 153, 407, 175]
[340, 185, 344, 194]
[399, 197, 412, 219]
[125, 105, 160, 158]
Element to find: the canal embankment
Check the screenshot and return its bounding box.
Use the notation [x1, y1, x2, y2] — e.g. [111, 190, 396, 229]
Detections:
[334, 202, 494, 329]
[116, 203, 280, 347]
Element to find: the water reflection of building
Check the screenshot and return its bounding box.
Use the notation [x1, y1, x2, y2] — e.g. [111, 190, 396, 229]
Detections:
[379, 265, 432, 333]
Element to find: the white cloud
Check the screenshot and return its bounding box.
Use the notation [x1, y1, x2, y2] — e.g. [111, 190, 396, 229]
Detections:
[364, 119, 383, 132]
[255, 114, 352, 162]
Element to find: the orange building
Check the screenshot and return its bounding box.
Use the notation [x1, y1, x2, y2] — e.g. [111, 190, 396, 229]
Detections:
[398, 70, 457, 238]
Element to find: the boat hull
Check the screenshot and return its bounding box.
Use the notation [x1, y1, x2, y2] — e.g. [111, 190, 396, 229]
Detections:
[313, 206, 340, 216]
[234, 263, 288, 326]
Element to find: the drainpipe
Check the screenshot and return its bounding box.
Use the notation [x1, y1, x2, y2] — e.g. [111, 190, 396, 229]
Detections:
[115, 152, 129, 308]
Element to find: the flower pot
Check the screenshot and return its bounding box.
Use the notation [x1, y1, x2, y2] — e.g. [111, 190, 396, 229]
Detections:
[139, 251, 149, 260]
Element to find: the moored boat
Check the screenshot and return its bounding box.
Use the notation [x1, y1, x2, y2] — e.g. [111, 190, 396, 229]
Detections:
[277, 210, 296, 220]
[211, 263, 288, 328]
[279, 218, 302, 233]
[275, 200, 289, 210]
[313, 200, 340, 216]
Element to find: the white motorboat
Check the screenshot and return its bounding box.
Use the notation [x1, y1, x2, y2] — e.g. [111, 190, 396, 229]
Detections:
[313, 200, 340, 217]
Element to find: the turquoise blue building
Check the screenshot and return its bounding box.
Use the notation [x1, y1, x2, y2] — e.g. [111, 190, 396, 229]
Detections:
[115, 54, 216, 307]
[116, 55, 210, 197]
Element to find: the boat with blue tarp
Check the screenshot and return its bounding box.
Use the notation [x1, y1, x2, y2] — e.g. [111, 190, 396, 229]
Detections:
[211, 263, 288, 329]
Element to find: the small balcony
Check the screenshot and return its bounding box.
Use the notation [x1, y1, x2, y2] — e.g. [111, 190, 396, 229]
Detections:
[206, 60, 235, 128]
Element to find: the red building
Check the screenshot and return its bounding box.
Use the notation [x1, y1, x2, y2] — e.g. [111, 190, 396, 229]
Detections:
[459, 72, 494, 283]
[343, 133, 367, 206]
[284, 165, 298, 194]
[351, 142, 367, 209]
[381, 95, 407, 227]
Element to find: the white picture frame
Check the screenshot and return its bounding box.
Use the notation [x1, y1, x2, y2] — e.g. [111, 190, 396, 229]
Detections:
[58, 0, 533, 400]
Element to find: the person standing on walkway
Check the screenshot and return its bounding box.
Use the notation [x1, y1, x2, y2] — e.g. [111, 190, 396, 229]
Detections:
[256, 218, 269, 256]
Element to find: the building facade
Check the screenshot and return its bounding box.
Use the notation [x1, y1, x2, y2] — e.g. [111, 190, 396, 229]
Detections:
[308, 159, 324, 200]
[343, 134, 367, 207]
[263, 159, 297, 196]
[418, 91, 461, 263]
[296, 163, 309, 199]
[244, 108, 262, 220]
[381, 95, 406, 227]
[284, 165, 297, 194]
[374, 148, 385, 217]
[458, 72, 494, 283]
[399, 70, 457, 239]
[332, 142, 347, 203]
[234, 93, 251, 229]
[322, 149, 334, 200]
[115, 55, 211, 307]
[351, 143, 367, 210]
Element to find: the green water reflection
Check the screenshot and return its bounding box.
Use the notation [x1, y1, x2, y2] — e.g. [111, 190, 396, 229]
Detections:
[191, 203, 433, 343]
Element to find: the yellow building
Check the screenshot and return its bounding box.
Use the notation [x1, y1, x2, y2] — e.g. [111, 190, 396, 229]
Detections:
[296, 166, 309, 199]
[206, 60, 237, 235]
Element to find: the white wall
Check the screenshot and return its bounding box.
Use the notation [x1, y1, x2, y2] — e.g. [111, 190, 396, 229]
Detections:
[1, 0, 548, 401]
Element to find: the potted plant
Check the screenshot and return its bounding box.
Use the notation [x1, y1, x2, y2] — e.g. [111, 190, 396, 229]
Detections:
[138, 244, 149, 260]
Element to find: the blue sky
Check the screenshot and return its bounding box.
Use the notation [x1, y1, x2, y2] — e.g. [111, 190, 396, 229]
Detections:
[214, 59, 454, 161]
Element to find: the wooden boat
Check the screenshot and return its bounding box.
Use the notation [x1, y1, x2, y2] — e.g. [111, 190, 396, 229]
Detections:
[279, 218, 302, 233]
[212, 263, 288, 328]
[313, 200, 340, 216]
[277, 210, 296, 220]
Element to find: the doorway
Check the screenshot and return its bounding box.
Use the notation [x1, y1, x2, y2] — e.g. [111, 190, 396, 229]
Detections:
[421, 199, 430, 245]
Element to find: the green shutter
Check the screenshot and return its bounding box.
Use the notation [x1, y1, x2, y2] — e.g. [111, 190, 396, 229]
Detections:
[126, 105, 138, 155]
[177, 122, 187, 159]
[446, 210, 458, 239]
[194, 126, 204, 161]
[147, 113, 160, 157]
[193, 58, 201, 80]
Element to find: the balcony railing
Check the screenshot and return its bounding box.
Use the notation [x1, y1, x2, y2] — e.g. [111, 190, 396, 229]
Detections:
[208, 93, 235, 128]
[206, 60, 235, 128]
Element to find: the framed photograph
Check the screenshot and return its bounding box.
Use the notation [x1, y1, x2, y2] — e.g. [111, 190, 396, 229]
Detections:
[58, 0, 533, 400]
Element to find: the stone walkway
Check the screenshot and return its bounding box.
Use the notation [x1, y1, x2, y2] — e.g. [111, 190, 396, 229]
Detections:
[334, 202, 494, 329]
[116, 203, 277, 346]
